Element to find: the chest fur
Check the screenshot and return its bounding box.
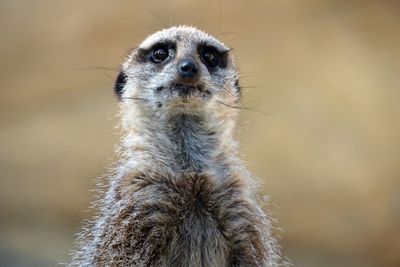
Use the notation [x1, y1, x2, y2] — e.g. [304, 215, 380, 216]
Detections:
[92, 172, 267, 267]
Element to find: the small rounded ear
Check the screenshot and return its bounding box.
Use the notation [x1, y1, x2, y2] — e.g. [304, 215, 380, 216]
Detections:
[234, 78, 241, 97]
[114, 71, 127, 100]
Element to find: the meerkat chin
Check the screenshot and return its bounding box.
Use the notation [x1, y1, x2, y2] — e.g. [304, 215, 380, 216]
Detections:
[70, 25, 283, 267]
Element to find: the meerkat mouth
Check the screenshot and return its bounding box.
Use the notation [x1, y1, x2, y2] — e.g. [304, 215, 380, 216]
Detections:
[172, 83, 211, 100]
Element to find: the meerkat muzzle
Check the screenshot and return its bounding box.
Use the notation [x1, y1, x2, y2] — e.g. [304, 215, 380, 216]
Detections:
[177, 58, 200, 80]
[173, 83, 198, 98]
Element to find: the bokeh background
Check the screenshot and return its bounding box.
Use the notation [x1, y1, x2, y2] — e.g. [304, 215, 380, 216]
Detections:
[1, 0, 399, 266]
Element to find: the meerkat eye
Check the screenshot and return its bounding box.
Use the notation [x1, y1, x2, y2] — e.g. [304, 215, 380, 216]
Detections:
[201, 48, 219, 68]
[151, 45, 169, 63]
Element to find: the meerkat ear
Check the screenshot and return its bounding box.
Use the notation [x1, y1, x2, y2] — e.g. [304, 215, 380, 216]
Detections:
[114, 71, 127, 100]
[234, 78, 241, 97]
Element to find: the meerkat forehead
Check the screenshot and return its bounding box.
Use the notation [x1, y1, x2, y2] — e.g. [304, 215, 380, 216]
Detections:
[139, 25, 229, 52]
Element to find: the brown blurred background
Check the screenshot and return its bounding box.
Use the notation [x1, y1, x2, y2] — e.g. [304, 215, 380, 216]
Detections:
[1, 0, 399, 266]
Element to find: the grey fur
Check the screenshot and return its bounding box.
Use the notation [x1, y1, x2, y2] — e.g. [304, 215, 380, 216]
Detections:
[70, 26, 283, 267]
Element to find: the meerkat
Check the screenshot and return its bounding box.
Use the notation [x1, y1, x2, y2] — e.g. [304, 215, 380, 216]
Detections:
[70, 25, 282, 267]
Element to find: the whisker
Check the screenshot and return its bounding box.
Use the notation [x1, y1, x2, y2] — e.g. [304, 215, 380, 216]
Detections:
[214, 31, 252, 39]
[217, 101, 276, 116]
[120, 97, 149, 102]
[197, 0, 210, 27]
[240, 84, 264, 89]
[75, 66, 119, 72]
[144, 8, 167, 28]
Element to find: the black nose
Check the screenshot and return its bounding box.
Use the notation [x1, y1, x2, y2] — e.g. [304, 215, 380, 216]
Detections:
[178, 59, 199, 79]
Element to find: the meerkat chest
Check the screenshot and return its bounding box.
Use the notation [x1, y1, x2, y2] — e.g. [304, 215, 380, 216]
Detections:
[121, 172, 251, 267]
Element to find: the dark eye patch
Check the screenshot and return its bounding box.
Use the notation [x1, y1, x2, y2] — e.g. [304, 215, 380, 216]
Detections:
[198, 44, 229, 70]
[135, 41, 176, 64]
[135, 48, 148, 63]
[151, 44, 169, 63]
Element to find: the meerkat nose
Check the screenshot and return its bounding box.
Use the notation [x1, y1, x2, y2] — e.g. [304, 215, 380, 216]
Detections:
[178, 58, 199, 80]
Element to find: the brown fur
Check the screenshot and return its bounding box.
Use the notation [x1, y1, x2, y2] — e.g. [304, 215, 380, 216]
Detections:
[70, 26, 283, 267]
[74, 171, 277, 266]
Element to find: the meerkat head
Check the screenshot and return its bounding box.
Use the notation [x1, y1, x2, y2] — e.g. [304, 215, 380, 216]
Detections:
[115, 26, 240, 122]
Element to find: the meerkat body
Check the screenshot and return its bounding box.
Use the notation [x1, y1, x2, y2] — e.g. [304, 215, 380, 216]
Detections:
[70, 26, 282, 267]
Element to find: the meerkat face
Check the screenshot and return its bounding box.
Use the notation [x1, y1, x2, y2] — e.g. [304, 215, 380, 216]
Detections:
[115, 26, 240, 117]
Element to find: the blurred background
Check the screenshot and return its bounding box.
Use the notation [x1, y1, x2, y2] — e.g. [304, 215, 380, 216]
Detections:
[1, 0, 399, 266]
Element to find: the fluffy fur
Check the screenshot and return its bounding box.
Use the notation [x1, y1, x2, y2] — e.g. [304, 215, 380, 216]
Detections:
[70, 26, 282, 267]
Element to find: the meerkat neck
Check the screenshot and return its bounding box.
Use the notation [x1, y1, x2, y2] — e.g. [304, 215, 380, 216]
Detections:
[165, 113, 219, 172]
[120, 106, 239, 176]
